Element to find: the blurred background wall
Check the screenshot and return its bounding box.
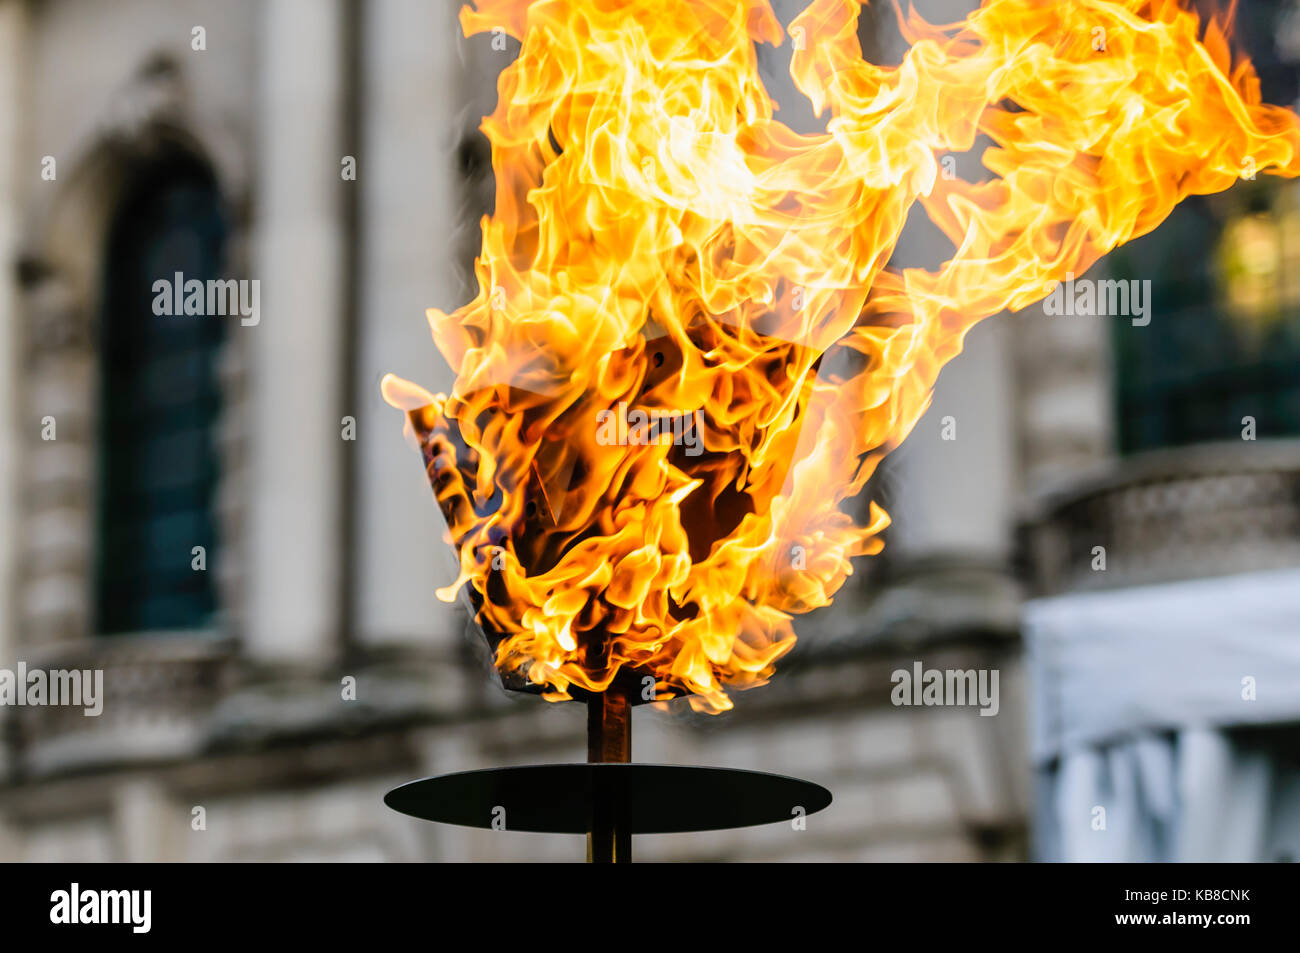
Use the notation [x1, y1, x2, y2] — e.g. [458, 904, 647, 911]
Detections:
[0, 0, 1296, 862]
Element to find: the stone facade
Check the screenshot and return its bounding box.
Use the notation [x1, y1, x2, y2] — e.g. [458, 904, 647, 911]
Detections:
[8, 0, 1295, 863]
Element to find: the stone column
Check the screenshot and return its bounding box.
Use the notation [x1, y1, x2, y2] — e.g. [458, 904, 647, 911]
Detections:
[245, 0, 348, 663]
[887, 320, 1018, 568]
[879, 0, 1017, 574]
[0, 0, 27, 670]
[113, 778, 177, 862]
[353, 0, 466, 650]
[1012, 301, 1114, 492]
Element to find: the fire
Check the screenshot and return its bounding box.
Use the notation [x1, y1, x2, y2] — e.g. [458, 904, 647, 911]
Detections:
[384, 0, 1300, 712]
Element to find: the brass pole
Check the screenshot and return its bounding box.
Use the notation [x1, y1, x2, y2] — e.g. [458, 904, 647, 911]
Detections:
[586, 686, 631, 862]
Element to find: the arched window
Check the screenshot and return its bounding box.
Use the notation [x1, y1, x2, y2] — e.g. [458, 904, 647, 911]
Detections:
[94, 156, 228, 634]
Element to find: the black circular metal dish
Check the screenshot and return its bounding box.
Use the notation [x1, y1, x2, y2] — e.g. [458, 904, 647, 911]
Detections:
[384, 763, 832, 834]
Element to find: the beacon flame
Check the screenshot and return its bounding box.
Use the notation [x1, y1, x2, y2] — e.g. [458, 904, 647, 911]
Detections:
[384, 0, 1300, 712]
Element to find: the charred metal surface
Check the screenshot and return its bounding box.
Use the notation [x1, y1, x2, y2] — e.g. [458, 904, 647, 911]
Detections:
[405, 326, 818, 704]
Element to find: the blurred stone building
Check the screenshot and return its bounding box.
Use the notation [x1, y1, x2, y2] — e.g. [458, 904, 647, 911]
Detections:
[0, 0, 1295, 863]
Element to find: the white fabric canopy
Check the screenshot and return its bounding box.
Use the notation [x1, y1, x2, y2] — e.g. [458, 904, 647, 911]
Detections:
[1024, 568, 1300, 862]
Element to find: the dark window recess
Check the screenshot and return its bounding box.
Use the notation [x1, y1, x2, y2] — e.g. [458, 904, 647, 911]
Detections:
[1112, 0, 1300, 454]
[94, 160, 227, 634]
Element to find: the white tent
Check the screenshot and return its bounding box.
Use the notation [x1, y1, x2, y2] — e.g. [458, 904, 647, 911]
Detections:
[1025, 567, 1300, 862]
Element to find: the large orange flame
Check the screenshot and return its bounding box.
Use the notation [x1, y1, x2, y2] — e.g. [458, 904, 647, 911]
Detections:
[384, 0, 1300, 712]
